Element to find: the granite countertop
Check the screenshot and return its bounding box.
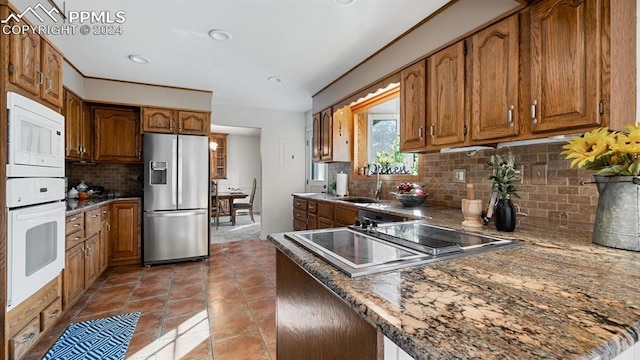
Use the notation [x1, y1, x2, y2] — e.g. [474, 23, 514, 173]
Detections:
[273, 197, 640, 359]
[65, 197, 140, 215]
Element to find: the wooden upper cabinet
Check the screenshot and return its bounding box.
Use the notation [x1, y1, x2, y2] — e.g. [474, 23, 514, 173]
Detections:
[330, 106, 352, 162]
[400, 60, 427, 152]
[471, 15, 520, 142]
[8, 28, 63, 108]
[9, 30, 41, 96]
[427, 40, 466, 148]
[312, 113, 321, 161]
[40, 41, 63, 107]
[142, 107, 210, 135]
[529, 0, 602, 133]
[64, 89, 83, 159]
[178, 111, 210, 135]
[142, 107, 177, 134]
[93, 106, 141, 163]
[320, 108, 333, 161]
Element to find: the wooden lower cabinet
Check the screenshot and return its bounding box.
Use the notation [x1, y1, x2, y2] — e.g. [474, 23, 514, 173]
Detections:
[110, 200, 141, 266]
[64, 242, 86, 309]
[335, 206, 359, 227]
[6, 276, 62, 360]
[317, 202, 335, 229]
[292, 198, 359, 230]
[276, 250, 381, 359]
[84, 234, 101, 286]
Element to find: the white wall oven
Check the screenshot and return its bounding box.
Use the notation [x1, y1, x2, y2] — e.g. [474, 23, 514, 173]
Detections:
[6, 92, 65, 311]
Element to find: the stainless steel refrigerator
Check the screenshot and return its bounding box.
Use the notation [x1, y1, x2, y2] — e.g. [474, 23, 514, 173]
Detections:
[143, 133, 209, 265]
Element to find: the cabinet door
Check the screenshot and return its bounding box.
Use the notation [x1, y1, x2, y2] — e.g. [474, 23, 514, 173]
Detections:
[9, 30, 41, 96]
[99, 219, 109, 273]
[110, 200, 141, 266]
[178, 111, 210, 135]
[529, 0, 602, 132]
[427, 41, 466, 148]
[210, 133, 227, 179]
[312, 113, 321, 161]
[64, 243, 85, 309]
[400, 60, 427, 151]
[320, 108, 333, 161]
[142, 107, 177, 134]
[81, 102, 93, 160]
[40, 41, 63, 107]
[94, 107, 141, 163]
[471, 16, 520, 141]
[63, 89, 83, 159]
[84, 234, 100, 286]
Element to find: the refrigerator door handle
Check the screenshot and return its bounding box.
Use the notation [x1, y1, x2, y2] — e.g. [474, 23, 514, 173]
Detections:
[171, 138, 178, 206]
[178, 137, 183, 206]
[145, 210, 207, 217]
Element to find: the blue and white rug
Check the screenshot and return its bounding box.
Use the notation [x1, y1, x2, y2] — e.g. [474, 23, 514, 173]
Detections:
[44, 312, 140, 360]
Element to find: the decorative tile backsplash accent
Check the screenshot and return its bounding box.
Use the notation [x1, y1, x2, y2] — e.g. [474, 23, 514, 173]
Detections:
[66, 162, 144, 197]
[350, 144, 599, 223]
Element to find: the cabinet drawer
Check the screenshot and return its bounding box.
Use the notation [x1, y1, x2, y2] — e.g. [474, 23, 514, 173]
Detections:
[65, 214, 84, 236]
[100, 206, 110, 221]
[293, 219, 307, 231]
[10, 317, 40, 360]
[293, 197, 307, 211]
[293, 208, 307, 223]
[317, 203, 334, 220]
[308, 201, 317, 214]
[66, 231, 85, 250]
[85, 208, 102, 237]
[40, 298, 62, 331]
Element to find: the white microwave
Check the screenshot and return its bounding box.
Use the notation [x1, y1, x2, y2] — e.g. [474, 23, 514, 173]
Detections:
[7, 92, 65, 178]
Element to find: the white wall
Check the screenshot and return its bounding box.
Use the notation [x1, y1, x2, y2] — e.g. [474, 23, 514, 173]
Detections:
[217, 134, 262, 212]
[212, 104, 306, 238]
[63, 60, 212, 111]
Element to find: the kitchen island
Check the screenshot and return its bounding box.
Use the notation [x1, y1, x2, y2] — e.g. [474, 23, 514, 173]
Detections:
[270, 203, 640, 359]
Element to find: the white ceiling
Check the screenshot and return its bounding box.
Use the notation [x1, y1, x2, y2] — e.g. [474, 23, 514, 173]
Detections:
[9, 0, 450, 112]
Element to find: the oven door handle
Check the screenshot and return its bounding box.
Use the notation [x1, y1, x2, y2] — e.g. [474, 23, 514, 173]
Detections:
[15, 207, 62, 220]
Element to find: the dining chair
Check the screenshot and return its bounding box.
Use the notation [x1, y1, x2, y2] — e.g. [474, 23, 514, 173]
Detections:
[231, 178, 257, 223]
[211, 181, 221, 229]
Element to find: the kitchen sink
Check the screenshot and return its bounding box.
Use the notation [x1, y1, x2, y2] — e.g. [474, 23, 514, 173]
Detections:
[338, 197, 379, 204]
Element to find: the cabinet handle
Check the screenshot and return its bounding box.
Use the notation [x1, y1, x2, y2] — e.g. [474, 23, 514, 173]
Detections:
[92, 214, 99, 218]
[137, 149, 142, 159]
[430, 124, 435, 138]
[507, 105, 514, 128]
[102, 210, 108, 214]
[169, 120, 173, 130]
[179, 120, 183, 131]
[531, 100, 538, 124]
[67, 216, 78, 222]
[21, 332, 36, 344]
[37, 71, 44, 86]
[73, 223, 81, 227]
[49, 309, 60, 318]
[418, 126, 423, 140]
[107, 223, 111, 231]
[73, 236, 81, 241]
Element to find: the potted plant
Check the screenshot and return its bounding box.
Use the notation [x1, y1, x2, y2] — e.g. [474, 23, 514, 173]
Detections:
[487, 151, 521, 232]
[561, 125, 640, 251]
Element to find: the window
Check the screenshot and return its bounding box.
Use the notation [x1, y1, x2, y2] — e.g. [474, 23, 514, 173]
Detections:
[351, 84, 418, 176]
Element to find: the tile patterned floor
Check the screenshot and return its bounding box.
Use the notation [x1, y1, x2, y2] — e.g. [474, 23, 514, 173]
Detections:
[25, 240, 276, 360]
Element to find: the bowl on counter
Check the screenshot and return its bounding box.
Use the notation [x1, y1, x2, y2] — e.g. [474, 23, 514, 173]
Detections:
[391, 192, 428, 207]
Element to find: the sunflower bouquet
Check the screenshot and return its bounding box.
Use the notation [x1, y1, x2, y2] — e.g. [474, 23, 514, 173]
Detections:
[561, 125, 640, 176]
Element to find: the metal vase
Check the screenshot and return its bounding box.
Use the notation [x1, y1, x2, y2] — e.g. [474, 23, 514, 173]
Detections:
[592, 175, 640, 251]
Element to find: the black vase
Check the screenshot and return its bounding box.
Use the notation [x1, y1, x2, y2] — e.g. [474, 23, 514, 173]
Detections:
[495, 198, 516, 232]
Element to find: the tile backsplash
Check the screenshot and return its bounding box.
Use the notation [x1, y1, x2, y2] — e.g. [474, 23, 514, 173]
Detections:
[349, 144, 599, 223]
[66, 162, 144, 197]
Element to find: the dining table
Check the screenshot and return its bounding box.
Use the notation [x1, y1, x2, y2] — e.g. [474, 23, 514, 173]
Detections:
[213, 191, 248, 225]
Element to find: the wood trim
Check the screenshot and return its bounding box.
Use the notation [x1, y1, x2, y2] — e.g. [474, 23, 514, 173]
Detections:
[1, 5, 10, 358]
[349, 87, 400, 114]
[331, 73, 401, 111]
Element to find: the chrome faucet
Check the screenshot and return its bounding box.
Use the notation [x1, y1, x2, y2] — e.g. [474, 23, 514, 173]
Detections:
[365, 162, 382, 201]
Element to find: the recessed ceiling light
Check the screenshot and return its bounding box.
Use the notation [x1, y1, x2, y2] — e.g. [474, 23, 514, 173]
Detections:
[209, 29, 232, 41]
[267, 76, 282, 83]
[128, 55, 151, 64]
[332, 0, 357, 6]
